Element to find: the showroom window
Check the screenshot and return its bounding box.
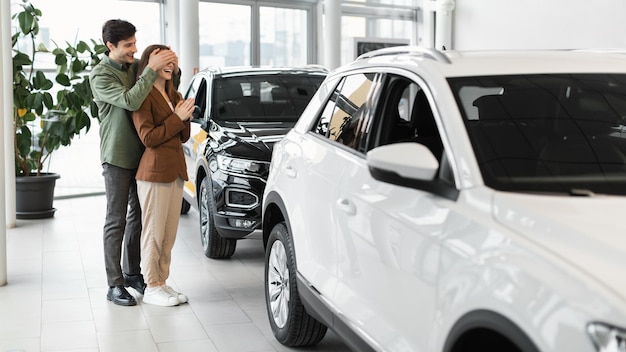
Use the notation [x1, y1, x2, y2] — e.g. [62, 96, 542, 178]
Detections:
[11, 0, 416, 69]
[351, 0, 419, 5]
[259, 6, 309, 66]
[10, 0, 162, 62]
[9, 0, 161, 99]
[198, 2, 252, 67]
[341, 1, 418, 64]
[197, 0, 416, 67]
[199, 1, 316, 67]
[10, 0, 418, 73]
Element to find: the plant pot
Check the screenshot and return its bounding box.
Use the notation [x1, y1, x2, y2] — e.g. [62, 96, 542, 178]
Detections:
[15, 172, 60, 219]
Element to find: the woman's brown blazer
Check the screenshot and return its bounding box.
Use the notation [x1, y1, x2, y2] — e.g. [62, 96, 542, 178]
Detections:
[132, 88, 191, 183]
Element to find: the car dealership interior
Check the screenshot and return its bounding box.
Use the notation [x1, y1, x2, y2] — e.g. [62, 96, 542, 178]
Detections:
[2, 0, 626, 351]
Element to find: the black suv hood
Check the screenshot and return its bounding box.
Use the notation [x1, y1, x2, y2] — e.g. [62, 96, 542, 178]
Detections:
[208, 120, 295, 162]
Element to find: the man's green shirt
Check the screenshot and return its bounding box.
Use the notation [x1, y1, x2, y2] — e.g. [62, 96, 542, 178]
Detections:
[89, 55, 157, 169]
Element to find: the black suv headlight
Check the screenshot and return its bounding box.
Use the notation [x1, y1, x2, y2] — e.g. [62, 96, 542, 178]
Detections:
[588, 322, 626, 352]
[216, 155, 269, 177]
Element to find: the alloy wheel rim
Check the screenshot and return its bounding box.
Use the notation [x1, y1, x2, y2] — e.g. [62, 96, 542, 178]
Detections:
[200, 184, 209, 249]
[267, 240, 290, 328]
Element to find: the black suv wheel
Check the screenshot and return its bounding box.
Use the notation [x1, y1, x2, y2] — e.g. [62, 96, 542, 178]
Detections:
[199, 176, 236, 259]
[180, 199, 191, 214]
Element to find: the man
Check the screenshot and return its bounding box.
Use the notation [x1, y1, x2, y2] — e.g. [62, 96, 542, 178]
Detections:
[89, 19, 179, 306]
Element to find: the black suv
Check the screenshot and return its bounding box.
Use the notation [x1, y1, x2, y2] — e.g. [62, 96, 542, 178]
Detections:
[181, 66, 327, 259]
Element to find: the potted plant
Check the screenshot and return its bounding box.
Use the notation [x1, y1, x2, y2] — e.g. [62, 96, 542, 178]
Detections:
[11, 0, 106, 218]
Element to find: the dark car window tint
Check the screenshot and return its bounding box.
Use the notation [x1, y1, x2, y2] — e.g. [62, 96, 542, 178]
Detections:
[372, 75, 443, 158]
[184, 77, 208, 119]
[449, 74, 626, 195]
[212, 74, 325, 122]
[312, 73, 378, 151]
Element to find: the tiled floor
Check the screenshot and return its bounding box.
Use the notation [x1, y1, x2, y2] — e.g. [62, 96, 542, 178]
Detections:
[0, 195, 351, 352]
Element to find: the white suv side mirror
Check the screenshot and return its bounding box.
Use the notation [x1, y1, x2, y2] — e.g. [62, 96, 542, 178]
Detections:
[366, 142, 439, 181]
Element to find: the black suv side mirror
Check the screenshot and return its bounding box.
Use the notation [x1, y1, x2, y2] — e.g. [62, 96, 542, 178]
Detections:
[192, 105, 202, 120]
[192, 105, 211, 131]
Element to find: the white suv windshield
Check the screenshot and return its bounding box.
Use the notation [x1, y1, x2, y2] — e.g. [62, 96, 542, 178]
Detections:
[449, 74, 626, 196]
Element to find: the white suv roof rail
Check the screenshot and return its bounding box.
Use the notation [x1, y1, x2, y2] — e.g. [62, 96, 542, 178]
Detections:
[356, 46, 451, 64]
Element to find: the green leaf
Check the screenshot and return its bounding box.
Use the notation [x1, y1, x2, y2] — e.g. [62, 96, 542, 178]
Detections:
[42, 92, 53, 109]
[36, 42, 49, 52]
[76, 81, 93, 101]
[16, 125, 32, 157]
[71, 58, 86, 73]
[94, 43, 107, 55]
[66, 91, 82, 109]
[77, 110, 91, 132]
[19, 125, 32, 138]
[29, 149, 41, 161]
[76, 41, 90, 53]
[90, 101, 99, 119]
[26, 92, 44, 114]
[32, 70, 53, 90]
[54, 53, 67, 66]
[22, 111, 37, 123]
[13, 85, 31, 105]
[56, 73, 71, 87]
[65, 45, 77, 56]
[17, 11, 34, 35]
[65, 115, 78, 138]
[12, 52, 32, 67]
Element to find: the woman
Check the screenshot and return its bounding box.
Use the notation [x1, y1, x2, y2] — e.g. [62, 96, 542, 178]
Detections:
[132, 44, 195, 307]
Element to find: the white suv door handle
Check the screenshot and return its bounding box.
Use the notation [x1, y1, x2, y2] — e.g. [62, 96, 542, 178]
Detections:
[336, 198, 356, 216]
[285, 165, 297, 178]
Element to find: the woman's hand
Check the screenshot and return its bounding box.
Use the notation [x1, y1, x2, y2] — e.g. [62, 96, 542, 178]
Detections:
[175, 98, 195, 121]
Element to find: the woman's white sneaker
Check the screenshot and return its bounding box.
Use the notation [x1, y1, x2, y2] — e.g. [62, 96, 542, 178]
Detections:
[143, 286, 179, 307]
[163, 285, 188, 304]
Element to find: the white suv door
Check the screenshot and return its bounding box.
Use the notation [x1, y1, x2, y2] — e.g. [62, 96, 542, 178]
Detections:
[320, 73, 455, 350]
[283, 72, 385, 301]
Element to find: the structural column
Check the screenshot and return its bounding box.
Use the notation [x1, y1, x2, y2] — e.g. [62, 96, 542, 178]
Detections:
[424, 0, 455, 50]
[435, 0, 455, 50]
[323, 0, 341, 70]
[1, 0, 12, 286]
[164, 0, 180, 55]
[176, 0, 200, 90]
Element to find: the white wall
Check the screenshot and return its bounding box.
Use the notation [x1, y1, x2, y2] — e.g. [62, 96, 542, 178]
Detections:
[452, 0, 626, 50]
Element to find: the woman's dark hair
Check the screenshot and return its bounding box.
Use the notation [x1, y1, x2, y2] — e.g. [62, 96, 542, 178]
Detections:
[137, 44, 181, 105]
[102, 19, 136, 52]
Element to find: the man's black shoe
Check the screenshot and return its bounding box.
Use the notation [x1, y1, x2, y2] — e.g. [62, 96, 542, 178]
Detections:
[123, 273, 147, 295]
[107, 285, 137, 306]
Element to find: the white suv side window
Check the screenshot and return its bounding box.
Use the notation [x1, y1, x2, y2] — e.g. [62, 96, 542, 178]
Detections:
[312, 73, 381, 152]
[373, 75, 443, 160]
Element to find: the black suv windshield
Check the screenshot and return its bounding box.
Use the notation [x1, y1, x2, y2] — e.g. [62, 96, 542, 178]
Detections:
[212, 74, 325, 122]
[449, 74, 626, 196]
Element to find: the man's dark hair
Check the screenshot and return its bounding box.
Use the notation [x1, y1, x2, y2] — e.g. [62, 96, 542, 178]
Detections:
[102, 19, 136, 53]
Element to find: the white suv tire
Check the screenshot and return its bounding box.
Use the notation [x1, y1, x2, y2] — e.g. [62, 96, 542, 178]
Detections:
[264, 222, 327, 346]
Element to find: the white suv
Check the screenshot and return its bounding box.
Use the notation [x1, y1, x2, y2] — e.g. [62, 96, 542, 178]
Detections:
[261, 47, 626, 352]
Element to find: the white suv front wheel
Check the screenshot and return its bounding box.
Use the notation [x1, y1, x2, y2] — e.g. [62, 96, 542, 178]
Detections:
[264, 222, 327, 346]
